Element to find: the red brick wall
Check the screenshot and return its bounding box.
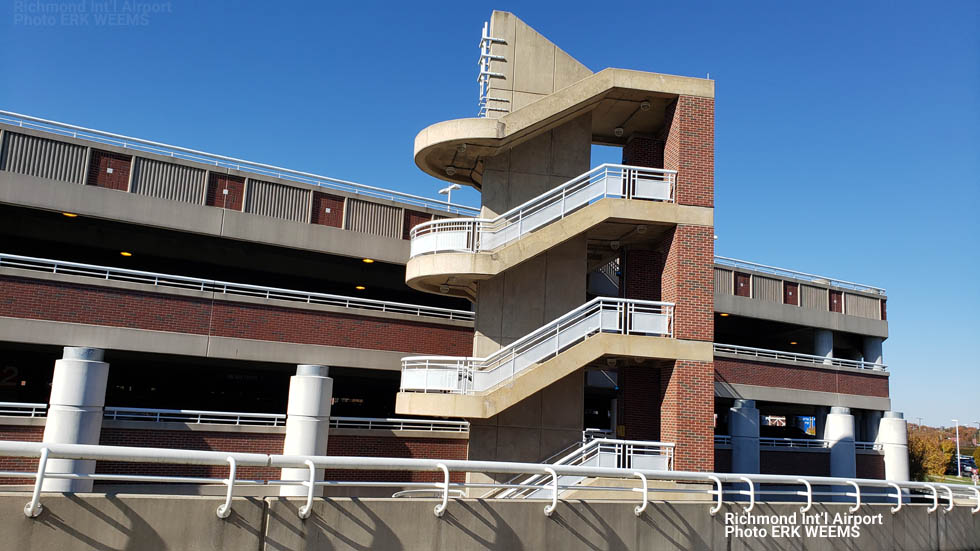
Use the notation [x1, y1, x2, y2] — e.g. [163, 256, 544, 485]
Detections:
[620, 249, 663, 301]
[856, 453, 885, 479]
[0, 425, 43, 484]
[205, 173, 245, 210]
[761, 450, 830, 476]
[661, 225, 714, 342]
[660, 360, 714, 472]
[620, 367, 660, 440]
[87, 150, 132, 191]
[402, 210, 433, 240]
[622, 136, 664, 169]
[663, 96, 714, 208]
[311, 192, 345, 227]
[0, 275, 473, 356]
[714, 357, 890, 398]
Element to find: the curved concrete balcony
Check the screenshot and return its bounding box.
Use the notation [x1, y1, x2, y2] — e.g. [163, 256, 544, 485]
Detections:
[405, 164, 711, 299]
[396, 297, 712, 418]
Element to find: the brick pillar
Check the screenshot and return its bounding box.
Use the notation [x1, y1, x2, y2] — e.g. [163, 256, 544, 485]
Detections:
[620, 367, 661, 441]
[660, 360, 714, 471]
[622, 136, 664, 168]
[620, 249, 663, 300]
[663, 96, 714, 208]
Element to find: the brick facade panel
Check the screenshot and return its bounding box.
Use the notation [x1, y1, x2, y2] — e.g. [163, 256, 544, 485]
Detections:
[714, 357, 890, 398]
[0, 275, 473, 357]
[0, 425, 43, 484]
[761, 450, 830, 476]
[660, 360, 714, 472]
[205, 173, 245, 210]
[311, 192, 345, 227]
[402, 210, 433, 240]
[856, 453, 885, 479]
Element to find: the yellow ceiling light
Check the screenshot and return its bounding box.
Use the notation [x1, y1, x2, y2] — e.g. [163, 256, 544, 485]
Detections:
[120, 251, 133, 257]
[790, 341, 798, 345]
[719, 313, 729, 317]
[362, 258, 375, 264]
[61, 212, 78, 218]
[355, 285, 366, 290]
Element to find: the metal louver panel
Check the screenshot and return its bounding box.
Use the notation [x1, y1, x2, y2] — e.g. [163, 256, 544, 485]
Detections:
[344, 198, 402, 238]
[130, 158, 205, 204]
[245, 179, 311, 222]
[0, 132, 86, 184]
[845, 293, 880, 319]
[751, 276, 781, 302]
[713, 268, 733, 295]
[800, 285, 828, 310]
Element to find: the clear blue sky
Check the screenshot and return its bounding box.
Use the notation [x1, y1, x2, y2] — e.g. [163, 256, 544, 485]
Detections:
[2, 1, 977, 427]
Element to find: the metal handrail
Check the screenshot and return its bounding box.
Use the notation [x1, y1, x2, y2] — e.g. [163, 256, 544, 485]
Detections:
[713, 343, 887, 371]
[104, 407, 286, 426]
[0, 402, 47, 418]
[328, 417, 469, 432]
[760, 438, 830, 449]
[714, 256, 885, 295]
[0, 111, 479, 216]
[501, 438, 675, 499]
[409, 164, 676, 257]
[714, 435, 732, 446]
[856, 441, 884, 451]
[99, 408, 469, 432]
[400, 297, 674, 394]
[0, 252, 474, 321]
[3, 440, 978, 520]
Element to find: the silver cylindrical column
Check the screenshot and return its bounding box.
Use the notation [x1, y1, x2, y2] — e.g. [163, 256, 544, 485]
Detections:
[815, 329, 833, 365]
[42, 347, 109, 492]
[863, 337, 883, 370]
[280, 365, 333, 496]
[878, 411, 909, 481]
[729, 399, 759, 474]
[824, 406, 856, 478]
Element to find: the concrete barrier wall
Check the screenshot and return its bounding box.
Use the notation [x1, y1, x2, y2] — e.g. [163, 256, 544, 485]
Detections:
[1, 494, 976, 550]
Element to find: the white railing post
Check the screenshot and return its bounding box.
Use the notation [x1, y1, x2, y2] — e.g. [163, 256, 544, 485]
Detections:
[433, 463, 450, 518]
[24, 447, 49, 518]
[633, 472, 648, 516]
[216, 456, 236, 519]
[543, 467, 558, 517]
[297, 459, 317, 520]
[708, 475, 723, 515]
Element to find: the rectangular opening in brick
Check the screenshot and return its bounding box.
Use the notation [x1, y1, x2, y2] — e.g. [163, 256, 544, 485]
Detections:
[87, 149, 132, 191]
[205, 173, 245, 210]
[311, 192, 344, 227]
[734, 272, 750, 297]
[783, 282, 799, 306]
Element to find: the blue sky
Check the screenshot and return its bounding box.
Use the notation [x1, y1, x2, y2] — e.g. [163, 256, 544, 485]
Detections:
[2, 1, 977, 427]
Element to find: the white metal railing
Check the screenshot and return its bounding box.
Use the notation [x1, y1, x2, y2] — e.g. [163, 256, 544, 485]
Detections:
[0, 110, 479, 216]
[400, 297, 673, 394]
[104, 407, 286, 426]
[760, 438, 830, 449]
[714, 435, 732, 446]
[328, 417, 469, 432]
[499, 438, 674, 499]
[0, 402, 46, 418]
[99, 408, 469, 432]
[0, 253, 474, 322]
[409, 164, 676, 257]
[5, 441, 977, 521]
[856, 441, 884, 451]
[713, 343, 887, 371]
[714, 256, 885, 295]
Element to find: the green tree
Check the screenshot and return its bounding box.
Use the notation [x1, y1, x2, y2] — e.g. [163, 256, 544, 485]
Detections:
[909, 428, 949, 479]
[939, 440, 956, 475]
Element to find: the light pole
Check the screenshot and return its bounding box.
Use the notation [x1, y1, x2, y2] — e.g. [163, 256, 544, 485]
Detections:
[952, 419, 961, 478]
[439, 184, 461, 206]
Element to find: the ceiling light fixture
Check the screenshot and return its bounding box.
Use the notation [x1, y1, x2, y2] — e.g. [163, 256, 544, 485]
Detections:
[639, 101, 651, 111]
[61, 212, 78, 218]
[720, 313, 729, 317]
[613, 127, 624, 138]
[355, 285, 366, 291]
[119, 251, 133, 257]
[790, 341, 798, 345]
[362, 258, 375, 264]
[445, 166, 457, 177]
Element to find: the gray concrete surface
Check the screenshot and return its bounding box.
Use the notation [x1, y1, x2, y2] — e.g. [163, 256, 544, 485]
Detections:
[1, 494, 974, 550]
[715, 294, 889, 338]
[715, 381, 892, 411]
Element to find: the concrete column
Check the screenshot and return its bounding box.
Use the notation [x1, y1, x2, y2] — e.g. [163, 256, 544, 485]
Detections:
[728, 400, 760, 474]
[814, 329, 833, 365]
[863, 337, 883, 370]
[865, 410, 883, 443]
[824, 406, 856, 478]
[878, 411, 909, 481]
[42, 347, 109, 492]
[280, 365, 333, 497]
